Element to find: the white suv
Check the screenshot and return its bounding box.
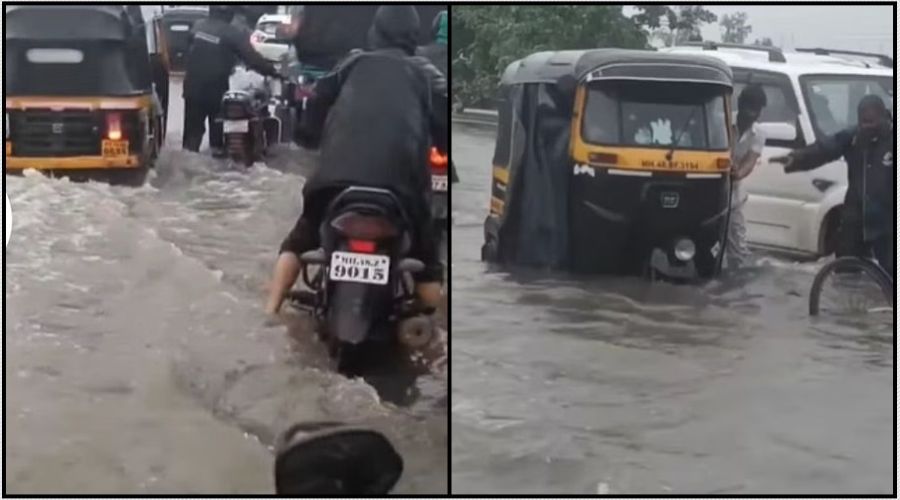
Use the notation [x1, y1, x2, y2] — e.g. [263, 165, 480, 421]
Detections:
[250, 13, 293, 63]
[662, 44, 893, 258]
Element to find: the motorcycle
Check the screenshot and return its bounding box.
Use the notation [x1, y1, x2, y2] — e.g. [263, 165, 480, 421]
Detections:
[429, 147, 449, 265]
[289, 186, 435, 374]
[218, 68, 283, 166]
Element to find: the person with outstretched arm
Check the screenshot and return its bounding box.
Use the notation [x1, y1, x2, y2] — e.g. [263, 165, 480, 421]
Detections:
[772, 95, 894, 278]
[182, 5, 280, 155]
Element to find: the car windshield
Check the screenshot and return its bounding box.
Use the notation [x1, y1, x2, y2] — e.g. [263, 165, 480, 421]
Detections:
[582, 82, 730, 151]
[800, 75, 894, 138]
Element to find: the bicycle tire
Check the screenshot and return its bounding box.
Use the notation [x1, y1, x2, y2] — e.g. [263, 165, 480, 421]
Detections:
[809, 256, 894, 316]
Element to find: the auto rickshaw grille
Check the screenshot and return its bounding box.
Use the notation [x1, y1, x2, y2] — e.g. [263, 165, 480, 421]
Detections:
[10, 110, 101, 157]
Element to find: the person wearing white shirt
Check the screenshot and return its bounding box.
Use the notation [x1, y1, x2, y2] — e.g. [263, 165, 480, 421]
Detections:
[726, 84, 768, 269]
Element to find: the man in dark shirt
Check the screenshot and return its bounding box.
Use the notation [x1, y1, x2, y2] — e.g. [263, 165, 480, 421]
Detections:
[182, 5, 279, 153]
[774, 95, 894, 278]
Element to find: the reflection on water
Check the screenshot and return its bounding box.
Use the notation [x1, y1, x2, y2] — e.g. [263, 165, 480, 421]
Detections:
[451, 123, 893, 495]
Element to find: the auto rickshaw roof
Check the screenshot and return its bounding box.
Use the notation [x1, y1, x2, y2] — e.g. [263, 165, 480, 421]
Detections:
[501, 48, 733, 87]
[161, 6, 209, 20]
[6, 5, 141, 41]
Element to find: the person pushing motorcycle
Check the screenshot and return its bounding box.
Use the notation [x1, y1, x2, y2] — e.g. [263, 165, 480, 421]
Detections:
[182, 5, 280, 155]
[265, 5, 448, 315]
[773, 94, 894, 279]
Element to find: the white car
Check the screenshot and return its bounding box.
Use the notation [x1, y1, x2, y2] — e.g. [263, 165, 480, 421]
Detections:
[250, 13, 292, 63]
[662, 44, 894, 258]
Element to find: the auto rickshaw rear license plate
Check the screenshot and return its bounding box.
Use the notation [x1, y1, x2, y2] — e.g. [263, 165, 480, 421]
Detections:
[102, 140, 129, 157]
[432, 175, 448, 192]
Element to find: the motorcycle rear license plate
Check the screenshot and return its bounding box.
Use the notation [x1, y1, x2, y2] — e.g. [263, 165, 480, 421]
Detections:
[223, 120, 249, 134]
[330, 251, 390, 285]
[432, 175, 449, 192]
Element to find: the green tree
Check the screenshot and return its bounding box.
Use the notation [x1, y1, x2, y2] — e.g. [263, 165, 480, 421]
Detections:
[451, 5, 649, 108]
[720, 12, 752, 44]
[634, 5, 717, 47]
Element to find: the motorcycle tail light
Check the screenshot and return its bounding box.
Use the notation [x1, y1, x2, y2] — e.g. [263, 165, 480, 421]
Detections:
[348, 239, 376, 253]
[331, 213, 399, 241]
[429, 147, 447, 174]
[294, 85, 315, 101]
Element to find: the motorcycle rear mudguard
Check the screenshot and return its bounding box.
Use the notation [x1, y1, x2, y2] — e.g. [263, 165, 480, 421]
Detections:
[431, 191, 448, 222]
[263, 115, 281, 148]
[326, 281, 394, 345]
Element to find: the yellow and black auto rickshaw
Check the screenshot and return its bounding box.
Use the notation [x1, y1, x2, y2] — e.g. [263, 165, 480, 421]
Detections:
[5, 5, 169, 185]
[159, 6, 207, 74]
[483, 49, 735, 280]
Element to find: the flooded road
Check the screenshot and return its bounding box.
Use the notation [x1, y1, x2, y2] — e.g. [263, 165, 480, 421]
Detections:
[450, 123, 893, 495]
[5, 80, 447, 494]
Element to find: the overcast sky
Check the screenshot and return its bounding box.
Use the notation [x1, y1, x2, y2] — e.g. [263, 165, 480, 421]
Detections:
[693, 5, 893, 55]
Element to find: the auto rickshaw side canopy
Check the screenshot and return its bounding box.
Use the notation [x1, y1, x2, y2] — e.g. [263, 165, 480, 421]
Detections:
[489, 49, 734, 269]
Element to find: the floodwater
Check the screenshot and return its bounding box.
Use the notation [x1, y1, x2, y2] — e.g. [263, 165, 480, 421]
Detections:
[450, 123, 893, 495]
[5, 79, 447, 495]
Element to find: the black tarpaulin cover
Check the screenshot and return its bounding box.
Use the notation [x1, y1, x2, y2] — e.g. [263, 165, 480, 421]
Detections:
[498, 82, 573, 268]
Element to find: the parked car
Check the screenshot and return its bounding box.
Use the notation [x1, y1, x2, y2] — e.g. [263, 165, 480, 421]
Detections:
[662, 43, 894, 258]
[250, 13, 293, 63]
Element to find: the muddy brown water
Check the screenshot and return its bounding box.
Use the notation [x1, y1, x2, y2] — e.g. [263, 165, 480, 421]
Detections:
[450, 123, 893, 495]
[5, 79, 447, 494]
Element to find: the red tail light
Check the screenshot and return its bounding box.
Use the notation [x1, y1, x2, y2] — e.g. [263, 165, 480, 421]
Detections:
[106, 112, 122, 141]
[294, 84, 315, 101]
[331, 213, 399, 240]
[349, 239, 376, 253]
[429, 147, 448, 173]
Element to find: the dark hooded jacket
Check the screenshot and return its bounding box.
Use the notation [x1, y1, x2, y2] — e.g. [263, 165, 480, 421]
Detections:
[298, 6, 448, 202]
[416, 11, 448, 76]
[182, 10, 278, 99]
[786, 121, 894, 242]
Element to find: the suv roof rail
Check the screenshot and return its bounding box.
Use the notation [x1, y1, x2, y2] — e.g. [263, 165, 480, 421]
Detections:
[795, 48, 893, 69]
[678, 41, 786, 63]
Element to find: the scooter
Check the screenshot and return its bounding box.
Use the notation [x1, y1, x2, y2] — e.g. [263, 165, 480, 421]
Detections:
[288, 187, 435, 374]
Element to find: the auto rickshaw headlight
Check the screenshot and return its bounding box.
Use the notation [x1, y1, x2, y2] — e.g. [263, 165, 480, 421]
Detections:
[674, 238, 696, 262]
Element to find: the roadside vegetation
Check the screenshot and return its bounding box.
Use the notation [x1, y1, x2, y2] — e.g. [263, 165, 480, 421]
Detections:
[452, 5, 769, 109]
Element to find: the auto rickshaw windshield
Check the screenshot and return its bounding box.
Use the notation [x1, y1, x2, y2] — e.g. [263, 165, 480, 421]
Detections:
[582, 81, 730, 151]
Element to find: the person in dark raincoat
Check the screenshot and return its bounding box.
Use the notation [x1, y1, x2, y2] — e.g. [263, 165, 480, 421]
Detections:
[415, 11, 457, 185]
[181, 5, 279, 154]
[773, 95, 894, 278]
[264, 5, 448, 315]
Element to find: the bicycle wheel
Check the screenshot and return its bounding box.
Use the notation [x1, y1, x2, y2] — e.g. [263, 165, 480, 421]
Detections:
[809, 257, 894, 316]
